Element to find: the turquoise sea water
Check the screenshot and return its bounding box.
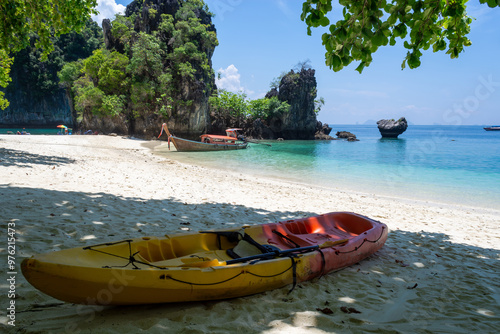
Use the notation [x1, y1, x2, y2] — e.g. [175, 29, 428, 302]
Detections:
[156, 125, 500, 210]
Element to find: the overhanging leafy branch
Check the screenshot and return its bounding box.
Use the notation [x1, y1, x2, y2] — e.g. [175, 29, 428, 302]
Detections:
[301, 0, 499, 72]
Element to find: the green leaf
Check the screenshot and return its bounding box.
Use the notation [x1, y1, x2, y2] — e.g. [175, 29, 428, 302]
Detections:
[355, 62, 366, 74]
[328, 53, 342, 70]
[486, 0, 499, 8]
[320, 16, 330, 27]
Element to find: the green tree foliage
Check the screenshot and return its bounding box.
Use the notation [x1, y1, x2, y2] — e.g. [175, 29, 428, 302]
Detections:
[110, 14, 135, 53]
[69, 48, 129, 118]
[0, 0, 98, 108]
[73, 78, 105, 116]
[0, 51, 14, 109]
[3, 19, 102, 103]
[57, 60, 83, 88]
[249, 96, 290, 120]
[301, 0, 500, 73]
[209, 90, 250, 119]
[83, 49, 106, 86]
[314, 96, 325, 114]
[128, 33, 164, 80]
[98, 52, 129, 95]
[64, 0, 218, 125]
[209, 90, 290, 122]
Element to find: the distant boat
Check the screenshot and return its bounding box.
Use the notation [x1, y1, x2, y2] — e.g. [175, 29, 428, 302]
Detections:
[158, 123, 248, 152]
[484, 126, 500, 131]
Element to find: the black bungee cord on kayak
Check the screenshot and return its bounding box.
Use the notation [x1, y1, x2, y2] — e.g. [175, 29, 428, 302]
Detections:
[158, 256, 300, 292]
[83, 240, 169, 270]
[272, 230, 301, 248]
[333, 226, 386, 255]
[80, 227, 385, 294]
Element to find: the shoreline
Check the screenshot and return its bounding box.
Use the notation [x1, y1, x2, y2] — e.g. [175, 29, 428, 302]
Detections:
[1, 135, 498, 333]
[151, 141, 500, 215]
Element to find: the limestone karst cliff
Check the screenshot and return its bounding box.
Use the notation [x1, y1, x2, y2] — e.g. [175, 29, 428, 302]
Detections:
[0, 20, 102, 127]
[81, 0, 217, 138]
[274, 68, 318, 139]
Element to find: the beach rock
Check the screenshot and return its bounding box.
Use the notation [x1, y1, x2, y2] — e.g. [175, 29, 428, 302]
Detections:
[377, 118, 408, 138]
[315, 121, 334, 140]
[336, 131, 358, 141]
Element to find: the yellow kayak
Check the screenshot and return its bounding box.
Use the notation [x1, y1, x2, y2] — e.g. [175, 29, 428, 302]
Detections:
[21, 212, 388, 305]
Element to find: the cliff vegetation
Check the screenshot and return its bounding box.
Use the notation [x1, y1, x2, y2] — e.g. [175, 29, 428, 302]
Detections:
[0, 20, 102, 126]
[210, 62, 324, 140]
[2, 0, 328, 140]
[60, 0, 217, 137]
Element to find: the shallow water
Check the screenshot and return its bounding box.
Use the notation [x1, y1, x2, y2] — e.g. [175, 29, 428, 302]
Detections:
[156, 125, 500, 210]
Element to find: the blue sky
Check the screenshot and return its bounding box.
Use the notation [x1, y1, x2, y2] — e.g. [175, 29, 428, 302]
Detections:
[96, 0, 499, 125]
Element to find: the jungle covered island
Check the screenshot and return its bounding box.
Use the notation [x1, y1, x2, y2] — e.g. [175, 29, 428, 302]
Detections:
[210, 65, 325, 140]
[0, 0, 327, 139]
[61, 0, 218, 138]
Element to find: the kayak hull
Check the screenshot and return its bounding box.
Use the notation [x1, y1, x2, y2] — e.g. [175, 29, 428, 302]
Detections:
[21, 212, 388, 305]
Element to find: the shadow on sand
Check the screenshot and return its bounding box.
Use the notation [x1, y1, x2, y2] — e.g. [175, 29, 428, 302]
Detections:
[0, 148, 76, 168]
[1, 185, 498, 334]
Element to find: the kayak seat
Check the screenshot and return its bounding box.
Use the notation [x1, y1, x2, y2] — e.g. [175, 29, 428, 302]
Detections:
[228, 240, 262, 258]
[272, 224, 352, 248]
[150, 250, 229, 267]
[135, 238, 176, 262]
[226, 233, 281, 259]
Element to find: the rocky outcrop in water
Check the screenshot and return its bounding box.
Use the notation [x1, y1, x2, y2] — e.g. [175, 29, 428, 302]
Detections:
[210, 68, 320, 140]
[377, 117, 408, 138]
[274, 68, 318, 139]
[315, 121, 334, 140]
[336, 131, 358, 141]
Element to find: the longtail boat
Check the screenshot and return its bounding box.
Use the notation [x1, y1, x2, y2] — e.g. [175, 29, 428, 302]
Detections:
[21, 212, 387, 305]
[158, 123, 248, 152]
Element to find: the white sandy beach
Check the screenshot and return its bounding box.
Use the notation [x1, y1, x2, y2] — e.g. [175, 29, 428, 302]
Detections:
[1, 134, 499, 333]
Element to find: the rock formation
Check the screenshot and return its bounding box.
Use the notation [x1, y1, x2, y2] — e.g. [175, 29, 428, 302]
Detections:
[96, 0, 216, 139]
[315, 121, 334, 140]
[0, 70, 73, 126]
[274, 68, 318, 139]
[336, 131, 358, 141]
[210, 68, 320, 140]
[264, 88, 278, 99]
[0, 20, 102, 127]
[377, 117, 408, 138]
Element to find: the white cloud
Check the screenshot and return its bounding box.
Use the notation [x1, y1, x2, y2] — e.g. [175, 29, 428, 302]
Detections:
[216, 64, 246, 93]
[275, 0, 293, 19]
[91, 0, 126, 26]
